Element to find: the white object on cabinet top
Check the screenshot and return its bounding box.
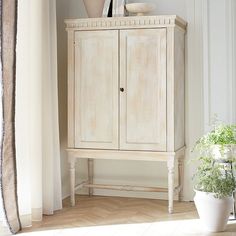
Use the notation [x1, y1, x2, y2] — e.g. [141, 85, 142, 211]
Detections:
[125, 3, 156, 16]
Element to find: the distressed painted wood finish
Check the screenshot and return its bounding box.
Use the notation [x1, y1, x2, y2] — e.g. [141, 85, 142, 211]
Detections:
[166, 27, 175, 152]
[67, 147, 185, 162]
[167, 155, 175, 213]
[178, 155, 185, 201]
[74, 30, 119, 149]
[83, 184, 168, 192]
[67, 30, 75, 148]
[88, 159, 94, 196]
[120, 29, 167, 151]
[174, 28, 185, 151]
[68, 155, 76, 206]
[166, 27, 185, 152]
[68, 147, 185, 213]
[65, 15, 187, 31]
[75, 181, 182, 195]
[65, 16, 186, 214]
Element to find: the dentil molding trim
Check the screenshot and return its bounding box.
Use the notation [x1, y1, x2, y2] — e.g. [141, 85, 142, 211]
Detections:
[65, 15, 187, 31]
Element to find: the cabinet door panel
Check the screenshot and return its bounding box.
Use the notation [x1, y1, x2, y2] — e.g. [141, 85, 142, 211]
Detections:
[74, 30, 119, 149]
[120, 29, 167, 151]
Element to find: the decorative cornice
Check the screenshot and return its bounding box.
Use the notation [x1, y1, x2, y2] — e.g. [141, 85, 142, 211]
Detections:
[65, 15, 187, 31]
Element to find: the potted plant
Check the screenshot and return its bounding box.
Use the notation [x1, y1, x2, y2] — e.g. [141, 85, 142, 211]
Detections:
[192, 124, 236, 232]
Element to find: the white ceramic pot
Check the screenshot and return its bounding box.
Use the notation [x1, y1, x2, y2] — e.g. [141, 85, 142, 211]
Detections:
[83, 0, 105, 18]
[194, 190, 233, 232]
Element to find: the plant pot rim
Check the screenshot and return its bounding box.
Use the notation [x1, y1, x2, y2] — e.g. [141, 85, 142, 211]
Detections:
[194, 189, 233, 198]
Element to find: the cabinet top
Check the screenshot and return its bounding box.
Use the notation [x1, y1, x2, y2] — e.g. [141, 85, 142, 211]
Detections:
[65, 15, 187, 31]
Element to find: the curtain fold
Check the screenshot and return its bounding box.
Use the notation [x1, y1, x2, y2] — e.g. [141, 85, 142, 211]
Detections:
[0, 0, 21, 234]
[16, 0, 62, 227]
[42, 0, 62, 216]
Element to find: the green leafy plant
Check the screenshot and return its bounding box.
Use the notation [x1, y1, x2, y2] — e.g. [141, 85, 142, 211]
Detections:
[192, 124, 236, 198]
[193, 124, 236, 152]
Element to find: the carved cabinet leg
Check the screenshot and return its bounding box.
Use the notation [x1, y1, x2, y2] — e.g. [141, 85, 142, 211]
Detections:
[178, 157, 184, 201]
[69, 157, 76, 206]
[88, 158, 94, 196]
[167, 156, 175, 214]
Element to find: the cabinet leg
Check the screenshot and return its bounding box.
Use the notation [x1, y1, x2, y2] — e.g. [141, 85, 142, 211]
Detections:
[88, 158, 94, 196]
[69, 158, 76, 206]
[233, 191, 236, 218]
[178, 157, 184, 201]
[167, 156, 175, 214]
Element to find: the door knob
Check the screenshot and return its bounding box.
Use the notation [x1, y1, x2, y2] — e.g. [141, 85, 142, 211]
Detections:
[120, 88, 124, 92]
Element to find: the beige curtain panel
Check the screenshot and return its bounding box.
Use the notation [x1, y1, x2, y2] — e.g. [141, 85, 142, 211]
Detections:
[0, 0, 21, 234]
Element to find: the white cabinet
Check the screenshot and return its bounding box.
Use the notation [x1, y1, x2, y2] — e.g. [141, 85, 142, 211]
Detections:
[65, 15, 187, 214]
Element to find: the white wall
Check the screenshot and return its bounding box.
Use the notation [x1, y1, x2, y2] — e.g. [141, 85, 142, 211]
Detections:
[56, 0, 236, 201]
[56, 0, 87, 199]
[202, 0, 236, 129]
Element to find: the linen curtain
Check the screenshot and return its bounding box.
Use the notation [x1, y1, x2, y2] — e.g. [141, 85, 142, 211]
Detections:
[16, 0, 62, 227]
[0, 0, 21, 234]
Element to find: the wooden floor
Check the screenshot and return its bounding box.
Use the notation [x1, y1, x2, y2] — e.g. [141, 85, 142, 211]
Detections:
[24, 195, 198, 231]
[1, 195, 236, 235]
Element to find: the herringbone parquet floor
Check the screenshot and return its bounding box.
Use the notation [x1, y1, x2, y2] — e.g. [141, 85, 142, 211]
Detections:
[26, 195, 198, 230]
[1, 195, 235, 235]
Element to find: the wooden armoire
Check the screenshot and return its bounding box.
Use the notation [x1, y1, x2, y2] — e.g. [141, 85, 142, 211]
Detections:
[65, 15, 187, 213]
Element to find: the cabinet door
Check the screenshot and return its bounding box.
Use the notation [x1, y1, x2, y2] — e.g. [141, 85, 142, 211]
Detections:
[74, 30, 119, 149]
[120, 29, 167, 151]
